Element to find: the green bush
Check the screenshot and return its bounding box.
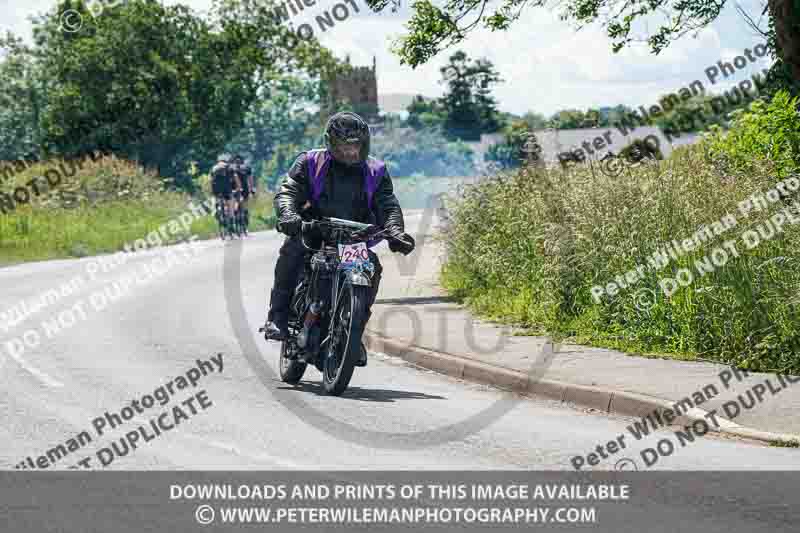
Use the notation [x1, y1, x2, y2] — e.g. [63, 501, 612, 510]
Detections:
[619, 138, 664, 162]
[704, 90, 800, 179]
[484, 121, 541, 170]
[1, 152, 168, 209]
[442, 98, 800, 372]
[0, 154, 275, 264]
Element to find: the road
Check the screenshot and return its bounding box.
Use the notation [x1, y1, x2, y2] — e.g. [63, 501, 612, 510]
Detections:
[1, 210, 799, 472]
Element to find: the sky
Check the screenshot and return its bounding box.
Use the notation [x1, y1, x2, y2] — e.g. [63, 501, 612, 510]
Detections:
[1, 0, 777, 116]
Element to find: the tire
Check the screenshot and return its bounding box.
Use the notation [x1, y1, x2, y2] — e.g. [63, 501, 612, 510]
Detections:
[236, 207, 245, 237]
[215, 203, 226, 240]
[239, 208, 247, 236]
[226, 211, 236, 239]
[322, 283, 369, 396]
[279, 339, 307, 384]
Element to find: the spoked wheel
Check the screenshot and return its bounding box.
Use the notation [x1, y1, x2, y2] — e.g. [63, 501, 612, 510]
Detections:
[220, 209, 231, 240]
[323, 283, 369, 396]
[215, 206, 226, 240]
[238, 208, 247, 237]
[235, 207, 245, 238]
[227, 211, 237, 239]
[279, 338, 307, 384]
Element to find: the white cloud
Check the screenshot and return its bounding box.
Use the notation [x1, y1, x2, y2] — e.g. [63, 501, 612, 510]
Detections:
[1, 0, 776, 116]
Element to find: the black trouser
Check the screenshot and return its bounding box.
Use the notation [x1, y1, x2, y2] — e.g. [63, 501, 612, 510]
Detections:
[268, 236, 383, 328]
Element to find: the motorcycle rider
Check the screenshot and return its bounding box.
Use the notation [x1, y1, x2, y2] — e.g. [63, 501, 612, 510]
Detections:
[262, 112, 415, 367]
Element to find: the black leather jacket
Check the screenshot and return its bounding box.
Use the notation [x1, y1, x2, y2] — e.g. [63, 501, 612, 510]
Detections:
[274, 151, 405, 235]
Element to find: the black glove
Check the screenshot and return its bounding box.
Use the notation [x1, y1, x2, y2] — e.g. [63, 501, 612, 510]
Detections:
[388, 230, 415, 255]
[278, 214, 302, 236]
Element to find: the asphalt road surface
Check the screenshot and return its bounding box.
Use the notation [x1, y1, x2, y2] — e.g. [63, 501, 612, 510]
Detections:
[1, 211, 799, 472]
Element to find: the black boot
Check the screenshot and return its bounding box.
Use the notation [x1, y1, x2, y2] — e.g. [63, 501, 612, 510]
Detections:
[262, 320, 288, 341]
[262, 288, 292, 341]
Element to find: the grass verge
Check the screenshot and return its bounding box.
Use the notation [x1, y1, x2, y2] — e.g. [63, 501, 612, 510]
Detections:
[0, 154, 275, 266]
[441, 136, 800, 373]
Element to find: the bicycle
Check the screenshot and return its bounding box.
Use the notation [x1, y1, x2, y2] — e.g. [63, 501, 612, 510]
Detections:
[214, 196, 235, 240]
[232, 189, 247, 238]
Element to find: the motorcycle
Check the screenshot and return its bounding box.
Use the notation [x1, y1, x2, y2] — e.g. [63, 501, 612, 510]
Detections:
[265, 217, 391, 395]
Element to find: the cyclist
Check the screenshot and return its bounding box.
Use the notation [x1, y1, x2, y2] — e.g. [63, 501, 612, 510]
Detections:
[211, 155, 237, 235]
[261, 112, 415, 367]
[231, 154, 256, 233]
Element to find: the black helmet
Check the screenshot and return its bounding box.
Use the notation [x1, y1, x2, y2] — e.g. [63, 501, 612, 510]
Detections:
[232, 154, 244, 164]
[324, 112, 370, 167]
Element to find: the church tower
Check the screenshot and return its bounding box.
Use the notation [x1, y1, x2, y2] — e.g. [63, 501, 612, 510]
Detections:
[323, 55, 379, 124]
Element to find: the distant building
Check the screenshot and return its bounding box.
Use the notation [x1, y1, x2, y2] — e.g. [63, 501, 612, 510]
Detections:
[531, 126, 701, 164]
[478, 126, 702, 167]
[323, 55, 380, 125]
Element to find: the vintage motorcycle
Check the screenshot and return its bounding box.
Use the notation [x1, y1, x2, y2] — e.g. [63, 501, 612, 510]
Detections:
[268, 217, 391, 395]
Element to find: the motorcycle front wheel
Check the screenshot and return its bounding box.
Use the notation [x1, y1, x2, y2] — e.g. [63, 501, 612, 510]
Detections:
[322, 282, 369, 395]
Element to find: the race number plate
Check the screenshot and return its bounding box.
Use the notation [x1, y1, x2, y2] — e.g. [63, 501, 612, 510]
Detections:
[338, 242, 369, 264]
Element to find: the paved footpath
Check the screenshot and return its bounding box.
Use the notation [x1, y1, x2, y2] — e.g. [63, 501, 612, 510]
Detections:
[366, 210, 800, 443]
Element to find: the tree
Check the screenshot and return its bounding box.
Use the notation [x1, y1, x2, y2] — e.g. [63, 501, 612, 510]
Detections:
[438, 50, 503, 141]
[544, 108, 609, 129]
[604, 105, 636, 127]
[763, 1, 800, 95]
[370, 0, 799, 94]
[227, 75, 321, 187]
[548, 109, 586, 129]
[485, 120, 537, 169]
[521, 111, 548, 130]
[582, 109, 601, 128]
[262, 142, 303, 190]
[27, 0, 335, 189]
[405, 95, 444, 130]
[0, 33, 48, 160]
[653, 94, 731, 134]
[473, 62, 503, 133]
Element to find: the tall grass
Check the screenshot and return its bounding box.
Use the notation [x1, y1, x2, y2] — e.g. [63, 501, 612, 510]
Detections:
[0, 154, 275, 265]
[441, 92, 800, 372]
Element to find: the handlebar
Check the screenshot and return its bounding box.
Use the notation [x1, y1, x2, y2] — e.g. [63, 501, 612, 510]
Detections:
[317, 217, 372, 232]
[299, 217, 392, 251]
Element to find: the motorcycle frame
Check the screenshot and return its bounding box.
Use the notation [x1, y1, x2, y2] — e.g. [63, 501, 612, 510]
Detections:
[293, 221, 387, 363]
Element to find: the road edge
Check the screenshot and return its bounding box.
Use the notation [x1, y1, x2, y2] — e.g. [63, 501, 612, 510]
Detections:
[364, 330, 800, 447]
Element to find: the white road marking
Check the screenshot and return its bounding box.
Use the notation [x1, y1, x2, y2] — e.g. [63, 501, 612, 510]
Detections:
[187, 436, 314, 469]
[2, 345, 64, 387]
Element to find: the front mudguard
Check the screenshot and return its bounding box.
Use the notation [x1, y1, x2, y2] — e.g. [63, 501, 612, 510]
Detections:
[347, 270, 371, 287]
[340, 259, 374, 287]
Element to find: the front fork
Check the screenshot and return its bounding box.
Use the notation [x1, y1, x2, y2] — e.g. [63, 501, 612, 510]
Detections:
[325, 264, 373, 355]
[297, 254, 374, 363]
